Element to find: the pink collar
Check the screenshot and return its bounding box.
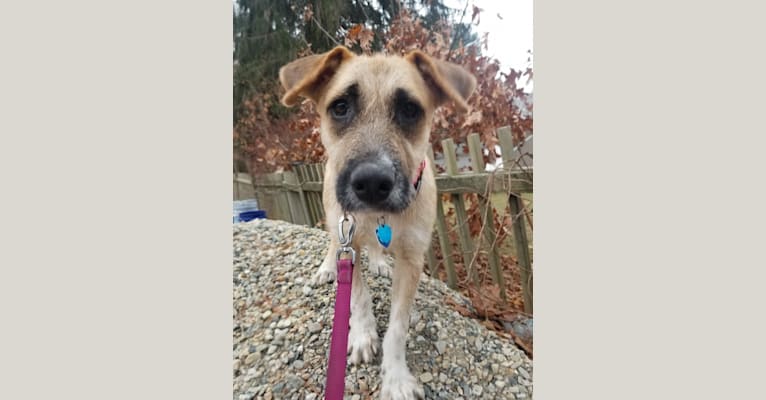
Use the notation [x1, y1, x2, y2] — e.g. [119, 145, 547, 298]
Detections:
[412, 159, 426, 193]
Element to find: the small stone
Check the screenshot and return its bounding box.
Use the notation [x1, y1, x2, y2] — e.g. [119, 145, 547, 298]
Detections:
[244, 353, 258, 365]
[305, 394, 317, 400]
[473, 385, 483, 396]
[277, 317, 293, 328]
[419, 372, 433, 383]
[267, 345, 277, 354]
[461, 384, 472, 397]
[435, 341, 446, 354]
[439, 373, 448, 383]
[233, 359, 241, 371]
[495, 380, 506, 389]
[410, 311, 421, 325]
[261, 310, 272, 320]
[351, 395, 361, 400]
[518, 367, 530, 380]
[308, 322, 322, 333]
[302, 285, 312, 295]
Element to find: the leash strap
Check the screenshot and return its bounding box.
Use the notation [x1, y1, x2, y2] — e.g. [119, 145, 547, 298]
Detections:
[325, 258, 353, 400]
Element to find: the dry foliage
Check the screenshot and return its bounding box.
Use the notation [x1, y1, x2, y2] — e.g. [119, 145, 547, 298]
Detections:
[235, 7, 532, 173]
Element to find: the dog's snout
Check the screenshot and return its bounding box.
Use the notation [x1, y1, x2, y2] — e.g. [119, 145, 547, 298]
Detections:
[350, 163, 395, 204]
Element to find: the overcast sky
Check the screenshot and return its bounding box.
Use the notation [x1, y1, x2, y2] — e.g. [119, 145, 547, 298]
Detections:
[443, 0, 533, 90]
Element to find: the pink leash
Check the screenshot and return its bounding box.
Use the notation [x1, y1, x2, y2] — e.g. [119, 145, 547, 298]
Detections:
[325, 214, 357, 400]
[325, 258, 353, 399]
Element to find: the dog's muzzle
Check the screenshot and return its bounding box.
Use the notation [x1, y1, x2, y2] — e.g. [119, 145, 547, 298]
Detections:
[335, 152, 413, 212]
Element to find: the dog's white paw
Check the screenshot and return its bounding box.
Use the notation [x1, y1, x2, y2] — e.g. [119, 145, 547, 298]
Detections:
[380, 369, 425, 400]
[311, 258, 337, 286]
[347, 325, 379, 365]
[367, 248, 392, 277]
[368, 258, 392, 278]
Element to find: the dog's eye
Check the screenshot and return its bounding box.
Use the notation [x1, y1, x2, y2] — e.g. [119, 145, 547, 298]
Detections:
[401, 101, 420, 119]
[330, 99, 350, 119]
[395, 100, 422, 126]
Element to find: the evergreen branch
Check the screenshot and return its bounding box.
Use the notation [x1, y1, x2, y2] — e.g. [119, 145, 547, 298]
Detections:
[311, 16, 342, 46]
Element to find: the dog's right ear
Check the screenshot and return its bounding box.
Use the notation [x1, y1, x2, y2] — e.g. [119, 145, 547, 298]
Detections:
[405, 50, 477, 113]
[279, 46, 355, 107]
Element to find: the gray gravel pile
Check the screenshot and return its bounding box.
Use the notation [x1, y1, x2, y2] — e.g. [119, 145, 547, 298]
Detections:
[233, 218, 533, 400]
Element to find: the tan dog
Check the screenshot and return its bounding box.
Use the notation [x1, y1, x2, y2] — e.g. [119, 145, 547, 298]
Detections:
[279, 46, 476, 400]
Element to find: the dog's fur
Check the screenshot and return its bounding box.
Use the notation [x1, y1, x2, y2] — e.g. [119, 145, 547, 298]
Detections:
[279, 46, 476, 400]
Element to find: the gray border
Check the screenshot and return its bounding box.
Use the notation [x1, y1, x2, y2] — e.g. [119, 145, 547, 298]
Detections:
[537, 1, 766, 398]
[0, 1, 232, 399]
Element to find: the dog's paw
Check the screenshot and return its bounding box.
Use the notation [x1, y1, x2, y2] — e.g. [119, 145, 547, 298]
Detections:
[368, 258, 392, 278]
[367, 249, 392, 278]
[311, 259, 337, 286]
[380, 370, 425, 400]
[347, 326, 379, 365]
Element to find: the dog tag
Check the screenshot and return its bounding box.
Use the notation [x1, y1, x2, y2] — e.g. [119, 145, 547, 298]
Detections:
[375, 223, 392, 248]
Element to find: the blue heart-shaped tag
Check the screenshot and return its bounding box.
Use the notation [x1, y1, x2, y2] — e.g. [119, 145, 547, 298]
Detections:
[376, 224, 392, 248]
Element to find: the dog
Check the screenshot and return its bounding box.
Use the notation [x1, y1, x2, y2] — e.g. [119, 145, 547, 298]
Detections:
[279, 46, 476, 400]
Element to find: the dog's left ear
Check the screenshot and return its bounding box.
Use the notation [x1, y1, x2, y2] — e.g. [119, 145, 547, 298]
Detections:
[405, 51, 477, 113]
[279, 46, 355, 107]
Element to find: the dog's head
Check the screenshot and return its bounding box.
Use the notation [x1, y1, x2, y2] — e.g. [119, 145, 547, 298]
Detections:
[279, 47, 476, 213]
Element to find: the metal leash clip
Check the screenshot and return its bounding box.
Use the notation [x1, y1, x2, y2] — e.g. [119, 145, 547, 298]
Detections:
[336, 212, 356, 264]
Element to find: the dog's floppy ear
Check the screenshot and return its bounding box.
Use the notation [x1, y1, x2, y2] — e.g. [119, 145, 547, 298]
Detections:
[279, 46, 355, 107]
[405, 50, 477, 113]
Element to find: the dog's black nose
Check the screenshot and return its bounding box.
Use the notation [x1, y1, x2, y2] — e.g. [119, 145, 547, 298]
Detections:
[350, 163, 395, 204]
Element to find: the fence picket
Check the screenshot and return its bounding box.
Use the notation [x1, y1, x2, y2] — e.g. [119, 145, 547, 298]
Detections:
[291, 163, 312, 226]
[428, 147, 457, 288]
[442, 138, 478, 285]
[467, 133, 506, 302]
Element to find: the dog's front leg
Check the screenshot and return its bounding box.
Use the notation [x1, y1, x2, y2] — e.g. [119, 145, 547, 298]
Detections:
[380, 253, 425, 400]
[312, 236, 338, 285]
[348, 249, 380, 364]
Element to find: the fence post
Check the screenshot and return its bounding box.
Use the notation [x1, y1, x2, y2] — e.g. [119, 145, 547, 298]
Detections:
[467, 133, 506, 302]
[442, 138, 478, 285]
[429, 147, 457, 289]
[304, 164, 323, 227]
[307, 164, 325, 228]
[283, 170, 307, 225]
[498, 126, 533, 314]
[290, 162, 312, 227]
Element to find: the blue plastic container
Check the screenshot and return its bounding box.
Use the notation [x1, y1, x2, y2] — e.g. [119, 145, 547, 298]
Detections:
[233, 199, 261, 223]
[239, 210, 266, 222]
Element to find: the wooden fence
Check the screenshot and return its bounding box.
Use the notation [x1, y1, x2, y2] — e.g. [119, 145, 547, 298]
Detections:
[250, 126, 533, 313]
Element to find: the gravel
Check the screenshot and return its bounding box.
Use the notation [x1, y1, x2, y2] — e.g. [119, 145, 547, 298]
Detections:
[233, 218, 533, 399]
